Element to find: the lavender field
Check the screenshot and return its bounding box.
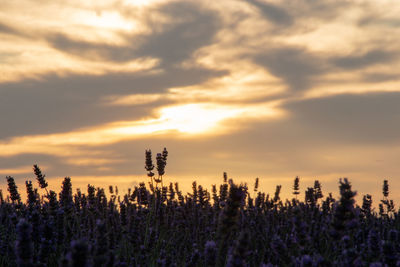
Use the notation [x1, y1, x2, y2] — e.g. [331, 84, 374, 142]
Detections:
[0, 150, 399, 266]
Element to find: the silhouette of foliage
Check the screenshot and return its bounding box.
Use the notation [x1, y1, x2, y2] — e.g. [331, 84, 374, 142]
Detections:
[0, 155, 398, 266]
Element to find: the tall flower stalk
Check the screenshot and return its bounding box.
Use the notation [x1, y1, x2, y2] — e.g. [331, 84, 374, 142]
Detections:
[6, 176, 21, 204]
[145, 149, 155, 189]
[33, 164, 49, 196]
[145, 148, 168, 189]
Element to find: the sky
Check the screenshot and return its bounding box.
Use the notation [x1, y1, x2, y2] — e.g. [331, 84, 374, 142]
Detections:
[1, 0, 400, 204]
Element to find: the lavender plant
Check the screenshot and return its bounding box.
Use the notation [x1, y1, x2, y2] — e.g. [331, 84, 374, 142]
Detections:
[0, 155, 399, 266]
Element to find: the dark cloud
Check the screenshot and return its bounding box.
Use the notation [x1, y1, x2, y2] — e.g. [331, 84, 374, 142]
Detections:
[0, 22, 19, 35]
[246, 0, 350, 32]
[253, 47, 325, 91]
[247, 0, 293, 26]
[282, 92, 400, 144]
[0, 154, 56, 170]
[0, 21, 34, 39]
[0, 152, 121, 183]
[287, 0, 349, 20]
[0, 66, 228, 139]
[135, 2, 221, 67]
[47, 33, 135, 62]
[47, 2, 221, 67]
[358, 16, 400, 28]
[0, 0, 228, 161]
[361, 72, 400, 83]
[331, 50, 395, 70]
[253, 46, 397, 92]
[0, 154, 63, 185]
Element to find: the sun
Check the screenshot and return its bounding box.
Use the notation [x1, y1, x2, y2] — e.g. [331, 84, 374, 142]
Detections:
[112, 103, 242, 136]
[157, 104, 241, 134]
[110, 102, 285, 137]
[79, 11, 135, 31]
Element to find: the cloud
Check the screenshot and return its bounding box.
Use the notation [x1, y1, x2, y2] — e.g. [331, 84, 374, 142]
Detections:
[246, 0, 293, 26]
[331, 50, 395, 70]
[135, 2, 222, 67]
[360, 72, 400, 83]
[252, 46, 399, 93]
[46, 33, 137, 63]
[253, 47, 325, 91]
[46, 1, 221, 67]
[0, 151, 134, 183]
[0, 101, 283, 157]
[0, 66, 227, 139]
[358, 11, 400, 28]
[282, 92, 400, 144]
[0, 22, 20, 36]
[2, 90, 400, 201]
[2, 0, 400, 202]
[246, 0, 350, 32]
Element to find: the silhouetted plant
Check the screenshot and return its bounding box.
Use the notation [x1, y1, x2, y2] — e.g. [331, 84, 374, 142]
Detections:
[217, 182, 246, 265]
[227, 231, 250, 267]
[15, 219, 33, 267]
[380, 180, 395, 217]
[145, 148, 168, 188]
[383, 180, 389, 198]
[293, 176, 300, 198]
[204, 240, 217, 266]
[162, 147, 168, 164]
[331, 178, 357, 239]
[60, 177, 73, 213]
[6, 176, 21, 204]
[1, 151, 400, 266]
[25, 181, 37, 208]
[314, 180, 323, 200]
[68, 239, 89, 267]
[305, 187, 316, 206]
[254, 177, 259, 193]
[361, 194, 372, 216]
[273, 185, 281, 203]
[145, 149, 155, 180]
[33, 164, 48, 192]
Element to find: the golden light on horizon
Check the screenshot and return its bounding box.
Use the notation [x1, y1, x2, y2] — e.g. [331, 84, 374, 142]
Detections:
[0, 101, 284, 157]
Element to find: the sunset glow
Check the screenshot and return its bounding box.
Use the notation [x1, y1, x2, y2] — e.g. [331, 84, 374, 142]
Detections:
[1, 0, 400, 204]
[2, 2, 400, 266]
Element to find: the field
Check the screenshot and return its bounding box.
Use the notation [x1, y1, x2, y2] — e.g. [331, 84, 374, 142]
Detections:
[0, 151, 399, 266]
